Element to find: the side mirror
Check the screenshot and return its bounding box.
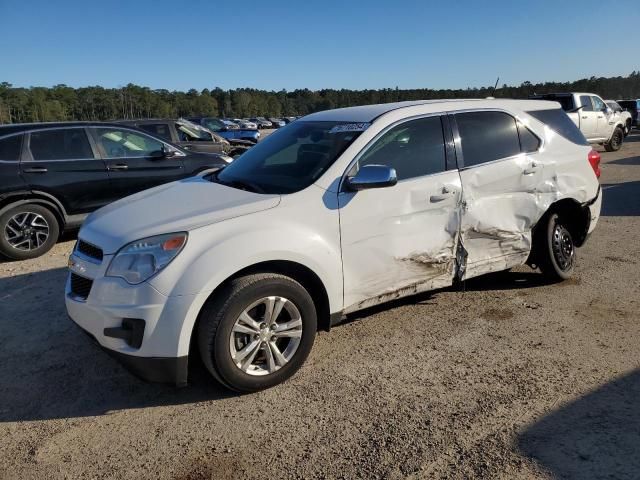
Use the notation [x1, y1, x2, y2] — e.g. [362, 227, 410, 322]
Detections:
[604, 107, 613, 115]
[346, 164, 398, 191]
[157, 145, 177, 158]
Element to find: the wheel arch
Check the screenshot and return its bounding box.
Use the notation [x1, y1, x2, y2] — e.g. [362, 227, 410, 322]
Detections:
[0, 193, 66, 235]
[536, 198, 591, 248]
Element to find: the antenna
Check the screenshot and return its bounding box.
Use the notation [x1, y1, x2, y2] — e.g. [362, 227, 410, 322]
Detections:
[492, 77, 500, 95]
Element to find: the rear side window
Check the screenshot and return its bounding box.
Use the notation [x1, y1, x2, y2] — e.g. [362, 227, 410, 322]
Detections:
[518, 124, 541, 153]
[455, 111, 520, 167]
[0, 135, 22, 161]
[139, 123, 172, 141]
[29, 129, 94, 161]
[526, 108, 589, 146]
[358, 116, 446, 180]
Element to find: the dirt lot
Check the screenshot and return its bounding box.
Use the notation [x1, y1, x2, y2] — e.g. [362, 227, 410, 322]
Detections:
[1, 132, 639, 479]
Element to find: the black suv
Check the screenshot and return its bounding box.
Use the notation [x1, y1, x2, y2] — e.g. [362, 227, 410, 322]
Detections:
[617, 99, 640, 127]
[0, 122, 229, 260]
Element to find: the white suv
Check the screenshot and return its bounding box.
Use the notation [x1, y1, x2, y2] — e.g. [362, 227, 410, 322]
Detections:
[66, 99, 602, 392]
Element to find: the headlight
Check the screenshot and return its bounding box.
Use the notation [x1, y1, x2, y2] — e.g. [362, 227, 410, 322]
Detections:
[106, 233, 187, 285]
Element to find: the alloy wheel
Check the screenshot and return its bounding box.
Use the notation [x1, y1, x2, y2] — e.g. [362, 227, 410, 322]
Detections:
[229, 296, 303, 376]
[4, 212, 50, 251]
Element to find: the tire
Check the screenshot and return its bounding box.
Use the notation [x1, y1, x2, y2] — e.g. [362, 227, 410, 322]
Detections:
[624, 120, 632, 137]
[0, 203, 60, 260]
[197, 273, 317, 393]
[604, 127, 624, 152]
[537, 213, 576, 281]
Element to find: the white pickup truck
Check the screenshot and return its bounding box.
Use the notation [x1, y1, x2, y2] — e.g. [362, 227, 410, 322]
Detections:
[531, 93, 625, 151]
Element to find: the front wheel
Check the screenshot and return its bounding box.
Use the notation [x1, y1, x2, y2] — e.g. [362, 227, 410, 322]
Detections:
[537, 213, 576, 281]
[197, 273, 317, 392]
[605, 127, 623, 152]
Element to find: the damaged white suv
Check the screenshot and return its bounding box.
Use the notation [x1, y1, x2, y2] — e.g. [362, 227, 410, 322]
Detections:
[66, 99, 602, 392]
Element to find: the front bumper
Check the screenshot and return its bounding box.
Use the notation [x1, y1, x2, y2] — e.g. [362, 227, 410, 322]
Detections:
[65, 251, 204, 386]
[73, 319, 188, 386]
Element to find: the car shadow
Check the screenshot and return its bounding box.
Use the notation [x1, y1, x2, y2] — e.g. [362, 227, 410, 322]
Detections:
[600, 181, 640, 216]
[0, 267, 233, 423]
[608, 155, 640, 166]
[518, 369, 640, 479]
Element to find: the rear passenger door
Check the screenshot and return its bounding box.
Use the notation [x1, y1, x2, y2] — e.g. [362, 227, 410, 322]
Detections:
[339, 115, 463, 311]
[22, 127, 112, 215]
[452, 110, 542, 280]
[90, 126, 186, 197]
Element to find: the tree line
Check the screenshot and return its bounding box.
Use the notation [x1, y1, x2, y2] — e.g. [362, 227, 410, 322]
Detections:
[1, 72, 640, 124]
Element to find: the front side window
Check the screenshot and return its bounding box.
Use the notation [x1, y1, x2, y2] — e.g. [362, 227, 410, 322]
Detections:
[580, 96, 594, 111]
[30, 129, 93, 161]
[215, 121, 364, 194]
[95, 128, 164, 158]
[591, 96, 605, 112]
[0, 134, 23, 161]
[455, 111, 521, 167]
[357, 116, 446, 180]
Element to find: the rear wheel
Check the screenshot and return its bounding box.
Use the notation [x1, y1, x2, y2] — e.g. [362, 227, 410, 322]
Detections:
[537, 213, 576, 281]
[605, 127, 623, 152]
[0, 203, 60, 260]
[197, 273, 317, 392]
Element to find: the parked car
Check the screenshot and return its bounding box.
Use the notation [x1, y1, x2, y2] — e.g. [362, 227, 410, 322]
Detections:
[233, 118, 258, 130]
[119, 118, 251, 157]
[66, 99, 601, 392]
[530, 93, 625, 151]
[268, 117, 286, 128]
[249, 117, 273, 129]
[605, 101, 633, 136]
[188, 117, 260, 144]
[0, 122, 229, 260]
[282, 117, 297, 124]
[617, 99, 640, 127]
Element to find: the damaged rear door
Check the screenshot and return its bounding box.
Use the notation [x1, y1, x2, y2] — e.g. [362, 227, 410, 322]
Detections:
[339, 115, 462, 312]
[451, 110, 543, 280]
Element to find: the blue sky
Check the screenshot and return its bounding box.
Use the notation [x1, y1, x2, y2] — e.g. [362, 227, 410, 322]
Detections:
[1, 0, 638, 91]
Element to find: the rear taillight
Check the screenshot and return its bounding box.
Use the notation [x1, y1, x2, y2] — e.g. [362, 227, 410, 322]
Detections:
[588, 149, 601, 178]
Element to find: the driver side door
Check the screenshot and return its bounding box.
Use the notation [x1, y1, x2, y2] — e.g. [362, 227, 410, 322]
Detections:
[338, 115, 462, 312]
[89, 126, 185, 197]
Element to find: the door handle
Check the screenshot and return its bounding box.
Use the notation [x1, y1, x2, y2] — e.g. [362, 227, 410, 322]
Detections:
[597, 115, 603, 119]
[430, 186, 456, 203]
[523, 162, 538, 175]
[581, 116, 588, 119]
[22, 167, 48, 173]
[108, 164, 129, 171]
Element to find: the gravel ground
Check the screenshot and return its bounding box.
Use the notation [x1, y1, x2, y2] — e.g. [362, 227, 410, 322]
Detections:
[1, 131, 639, 479]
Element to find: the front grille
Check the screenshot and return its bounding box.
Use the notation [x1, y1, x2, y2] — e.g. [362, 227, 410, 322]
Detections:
[77, 240, 103, 262]
[70, 273, 93, 300]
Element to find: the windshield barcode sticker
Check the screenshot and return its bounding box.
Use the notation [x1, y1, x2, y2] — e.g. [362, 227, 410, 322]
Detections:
[329, 123, 370, 134]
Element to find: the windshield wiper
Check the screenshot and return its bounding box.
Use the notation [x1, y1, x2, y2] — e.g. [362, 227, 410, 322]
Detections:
[210, 172, 265, 193]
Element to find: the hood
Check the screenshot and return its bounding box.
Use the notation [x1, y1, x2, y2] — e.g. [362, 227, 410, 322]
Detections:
[80, 175, 280, 254]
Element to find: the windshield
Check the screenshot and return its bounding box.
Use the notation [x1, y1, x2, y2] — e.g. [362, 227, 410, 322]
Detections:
[215, 120, 367, 194]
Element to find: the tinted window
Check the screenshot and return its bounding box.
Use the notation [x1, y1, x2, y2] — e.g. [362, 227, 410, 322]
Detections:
[0, 135, 22, 161]
[456, 111, 520, 167]
[518, 124, 541, 153]
[618, 101, 637, 112]
[526, 108, 589, 146]
[95, 128, 164, 158]
[139, 123, 172, 141]
[533, 94, 575, 111]
[358, 116, 446, 180]
[580, 96, 593, 112]
[30, 129, 93, 161]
